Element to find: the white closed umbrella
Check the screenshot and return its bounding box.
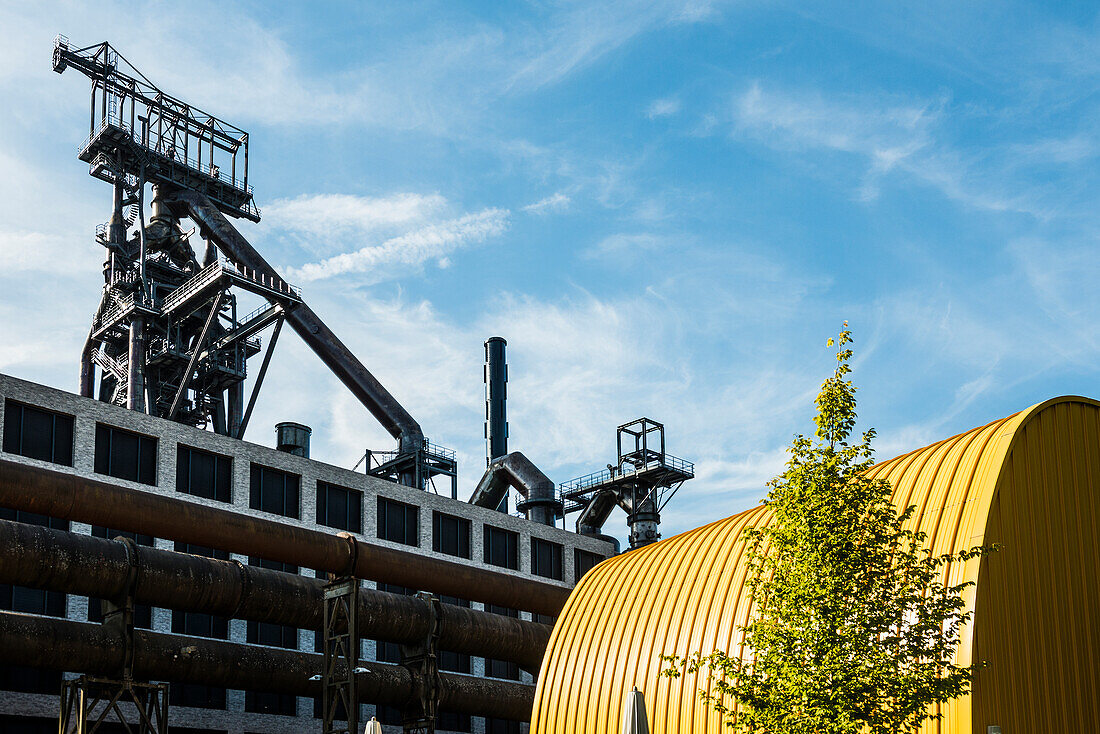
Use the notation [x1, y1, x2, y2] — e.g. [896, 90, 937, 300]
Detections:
[365, 715, 384, 734]
[621, 686, 650, 734]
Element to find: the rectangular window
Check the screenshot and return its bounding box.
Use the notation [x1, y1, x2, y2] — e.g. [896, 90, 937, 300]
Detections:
[170, 683, 227, 710]
[0, 666, 62, 696]
[176, 445, 232, 502]
[247, 557, 299, 649]
[531, 538, 564, 581]
[249, 463, 300, 519]
[2, 400, 73, 466]
[575, 549, 604, 582]
[88, 526, 155, 629]
[0, 509, 68, 618]
[485, 605, 520, 680]
[437, 712, 472, 732]
[432, 511, 470, 558]
[483, 526, 518, 570]
[316, 481, 363, 533]
[171, 543, 230, 640]
[94, 424, 157, 485]
[485, 718, 522, 734]
[245, 689, 298, 716]
[377, 497, 418, 546]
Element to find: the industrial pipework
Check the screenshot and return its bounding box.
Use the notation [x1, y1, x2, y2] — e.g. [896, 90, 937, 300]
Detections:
[0, 611, 534, 721]
[0, 457, 570, 617]
[0, 517, 551, 670]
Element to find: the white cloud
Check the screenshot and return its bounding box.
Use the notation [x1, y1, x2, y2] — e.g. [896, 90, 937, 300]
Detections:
[286, 207, 510, 282]
[264, 193, 447, 239]
[522, 192, 571, 215]
[647, 97, 681, 119]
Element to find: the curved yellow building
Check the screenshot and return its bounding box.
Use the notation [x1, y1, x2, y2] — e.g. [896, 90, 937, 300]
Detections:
[532, 396, 1100, 733]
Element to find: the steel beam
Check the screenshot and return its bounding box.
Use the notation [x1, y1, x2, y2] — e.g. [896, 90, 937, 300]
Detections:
[0, 610, 534, 721]
[168, 189, 424, 456]
[0, 458, 571, 617]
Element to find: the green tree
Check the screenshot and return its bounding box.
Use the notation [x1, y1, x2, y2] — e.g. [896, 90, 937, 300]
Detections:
[664, 324, 989, 733]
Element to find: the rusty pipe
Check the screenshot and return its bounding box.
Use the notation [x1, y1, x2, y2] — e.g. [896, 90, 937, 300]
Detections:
[0, 517, 550, 669]
[0, 458, 571, 616]
[166, 189, 423, 455]
[0, 610, 533, 721]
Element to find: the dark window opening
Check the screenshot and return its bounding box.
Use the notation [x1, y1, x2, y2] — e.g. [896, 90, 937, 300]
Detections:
[94, 424, 157, 485]
[88, 526, 154, 628]
[432, 511, 470, 558]
[1, 509, 67, 618]
[317, 481, 362, 533]
[249, 463, 300, 519]
[575, 549, 604, 582]
[0, 666, 62, 696]
[246, 689, 298, 716]
[486, 718, 522, 734]
[531, 538, 563, 581]
[170, 683, 227, 710]
[247, 557, 299, 649]
[376, 705, 403, 726]
[377, 497, 418, 546]
[483, 526, 518, 570]
[176, 445, 232, 502]
[437, 711, 472, 732]
[2, 400, 73, 466]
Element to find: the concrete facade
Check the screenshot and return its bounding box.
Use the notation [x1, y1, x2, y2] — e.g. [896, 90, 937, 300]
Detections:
[0, 372, 615, 733]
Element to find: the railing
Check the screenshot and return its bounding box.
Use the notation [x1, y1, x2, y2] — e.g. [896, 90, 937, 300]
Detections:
[160, 261, 222, 313]
[228, 262, 301, 299]
[80, 112, 255, 196]
[559, 453, 695, 495]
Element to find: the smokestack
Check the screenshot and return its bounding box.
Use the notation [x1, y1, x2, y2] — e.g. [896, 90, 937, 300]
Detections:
[485, 337, 508, 514]
[484, 337, 507, 464]
[275, 422, 311, 458]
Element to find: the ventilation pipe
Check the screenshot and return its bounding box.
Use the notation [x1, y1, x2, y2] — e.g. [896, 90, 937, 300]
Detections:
[470, 452, 563, 527]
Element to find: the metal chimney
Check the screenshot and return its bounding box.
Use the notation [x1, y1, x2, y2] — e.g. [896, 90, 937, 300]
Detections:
[275, 422, 311, 458]
[484, 337, 508, 513]
[484, 338, 508, 464]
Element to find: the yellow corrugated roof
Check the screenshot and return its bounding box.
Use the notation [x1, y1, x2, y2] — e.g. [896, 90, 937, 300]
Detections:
[531, 396, 1100, 733]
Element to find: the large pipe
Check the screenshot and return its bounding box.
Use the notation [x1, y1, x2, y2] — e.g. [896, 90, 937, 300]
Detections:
[0, 611, 533, 721]
[471, 452, 563, 527]
[0, 517, 550, 669]
[166, 189, 424, 456]
[0, 458, 571, 616]
[485, 336, 507, 466]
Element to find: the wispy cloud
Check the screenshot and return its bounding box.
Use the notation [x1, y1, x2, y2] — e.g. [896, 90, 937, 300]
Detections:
[286, 207, 510, 283]
[647, 96, 682, 119]
[266, 193, 446, 234]
[522, 192, 571, 215]
[731, 82, 1049, 214]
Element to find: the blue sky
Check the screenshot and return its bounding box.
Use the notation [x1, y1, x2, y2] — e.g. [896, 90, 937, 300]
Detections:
[2, 1, 1099, 545]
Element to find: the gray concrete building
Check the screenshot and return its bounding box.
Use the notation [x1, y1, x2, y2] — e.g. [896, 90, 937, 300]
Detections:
[0, 372, 615, 734]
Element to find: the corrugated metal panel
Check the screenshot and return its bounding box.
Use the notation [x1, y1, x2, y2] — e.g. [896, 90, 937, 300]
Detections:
[531, 396, 1100, 733]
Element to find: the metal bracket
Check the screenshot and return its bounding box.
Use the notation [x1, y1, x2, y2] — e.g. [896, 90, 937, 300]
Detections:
[101, 536, 139, 681]
[322, 574, 360, 734]
[400, 592, 442, 733]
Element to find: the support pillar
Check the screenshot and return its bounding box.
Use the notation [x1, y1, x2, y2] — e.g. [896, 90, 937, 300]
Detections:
[322, 576, 360, 734]
[401, 592, 442, 734]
